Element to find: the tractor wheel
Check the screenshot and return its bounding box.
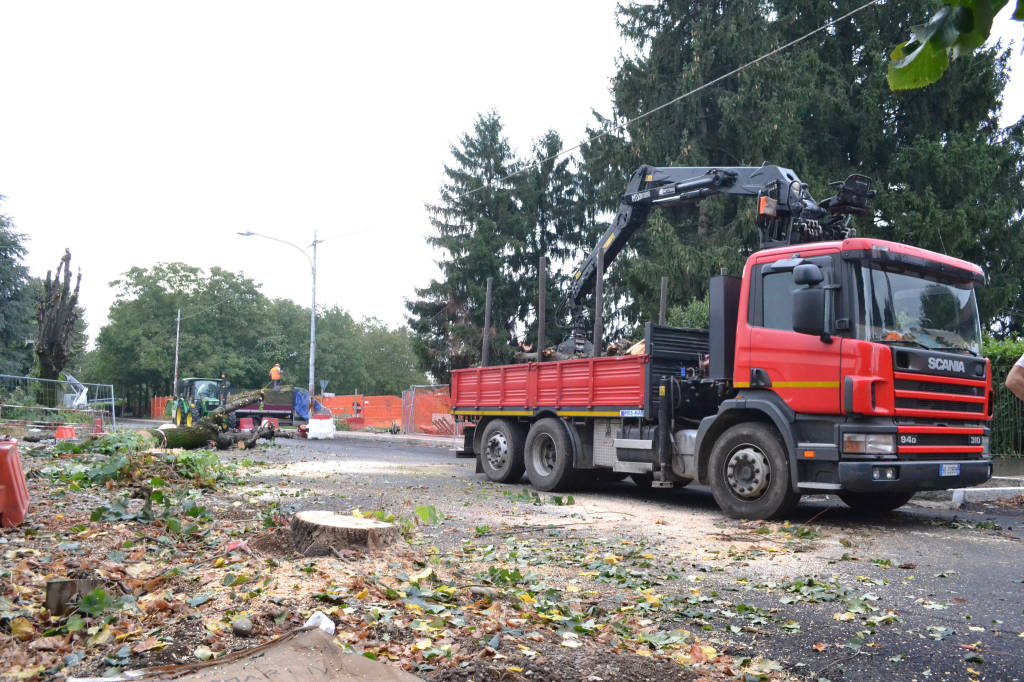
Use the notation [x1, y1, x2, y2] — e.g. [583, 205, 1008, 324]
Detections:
[173, 403, 186, 426]
[478, 419, 526, 483]
[708, 423, 800, 520]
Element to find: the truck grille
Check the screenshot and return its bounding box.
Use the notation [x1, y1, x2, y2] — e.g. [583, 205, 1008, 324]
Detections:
[890, 363, 989, 460]
[892, 371, 988, 422]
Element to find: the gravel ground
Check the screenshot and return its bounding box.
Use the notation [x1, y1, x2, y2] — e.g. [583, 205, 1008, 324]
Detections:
[241, 437, 1024, 682]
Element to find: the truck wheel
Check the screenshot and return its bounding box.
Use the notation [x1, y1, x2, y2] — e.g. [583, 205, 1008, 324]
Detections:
[838, 490, 915, 512]
[708, 423, 799, 520]
[479, 420, 526, 483]
[525, 418, 577, 492]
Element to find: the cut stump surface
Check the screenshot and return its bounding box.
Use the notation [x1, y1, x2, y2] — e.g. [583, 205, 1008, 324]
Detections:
[290, 510, 398, 556]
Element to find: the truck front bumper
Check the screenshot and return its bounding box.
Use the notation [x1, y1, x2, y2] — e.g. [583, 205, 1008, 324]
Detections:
[838, 460, 992, 493]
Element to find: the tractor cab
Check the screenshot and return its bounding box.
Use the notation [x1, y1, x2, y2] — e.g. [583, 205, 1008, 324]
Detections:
[172, 377, 225, 426]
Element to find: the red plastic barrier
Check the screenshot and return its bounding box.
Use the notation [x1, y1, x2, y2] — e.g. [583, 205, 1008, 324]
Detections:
[92, 418, 104, 435]
[261, 417, 280, 428]
[55, 425, 76, 440]
[239, 417, 254, 430]
[0, 441, 30, 528]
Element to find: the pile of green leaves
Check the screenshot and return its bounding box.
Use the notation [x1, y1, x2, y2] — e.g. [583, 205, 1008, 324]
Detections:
[90, 476, 215, 536]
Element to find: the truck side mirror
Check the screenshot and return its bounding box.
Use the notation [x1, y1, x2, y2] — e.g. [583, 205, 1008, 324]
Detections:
[792, 264, 828, 339]
[793, 263, 824, 286]
[793, 287, 827, 337]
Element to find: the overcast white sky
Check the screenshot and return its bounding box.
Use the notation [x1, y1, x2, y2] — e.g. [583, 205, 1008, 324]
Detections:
[1, 2, 1021, 347]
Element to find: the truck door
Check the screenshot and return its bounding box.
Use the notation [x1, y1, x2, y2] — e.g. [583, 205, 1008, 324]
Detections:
[744, 254, 841, 414]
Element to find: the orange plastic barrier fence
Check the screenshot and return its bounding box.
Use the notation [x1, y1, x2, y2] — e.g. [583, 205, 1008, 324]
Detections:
[320, 395, 362, 416]
[320, 394, 403, 429]
[362, 395, 403, 429]
[151, 396, 172, 419]
[0, 441, 30, 528]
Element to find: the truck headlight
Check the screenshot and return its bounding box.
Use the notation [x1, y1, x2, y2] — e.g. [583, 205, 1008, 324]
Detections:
[843, 433, 896, 454]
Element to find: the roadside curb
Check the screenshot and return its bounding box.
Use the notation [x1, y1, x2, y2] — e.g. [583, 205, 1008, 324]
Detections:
[951, 486, 1024, 507]
[914, 477, 1024, 509]
[333, 431, 459, 450]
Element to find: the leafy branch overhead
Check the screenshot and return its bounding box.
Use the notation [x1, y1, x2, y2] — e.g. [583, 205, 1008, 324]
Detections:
[889, 0, 1024, 90]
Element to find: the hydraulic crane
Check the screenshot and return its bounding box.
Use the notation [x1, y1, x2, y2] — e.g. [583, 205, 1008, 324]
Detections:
[561, 164, 874, 354]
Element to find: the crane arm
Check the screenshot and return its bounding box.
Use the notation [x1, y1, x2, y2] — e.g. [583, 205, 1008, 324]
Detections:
[558, 163, 872, 355]
[568, 164, 823, 307]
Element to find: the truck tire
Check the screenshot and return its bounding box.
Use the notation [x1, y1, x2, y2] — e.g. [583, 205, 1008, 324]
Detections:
[838, 490, 915, 512]
[525, 418, 577, 492]
[479, 419, 526, 483]
[708, 423, 799, 520]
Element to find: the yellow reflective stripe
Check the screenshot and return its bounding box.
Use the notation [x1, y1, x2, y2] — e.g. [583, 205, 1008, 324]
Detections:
[603, 234, 615, 249]
[452, 409, 634, 418]
[732, 381, 838, 389]
[774, 381, 840, 388]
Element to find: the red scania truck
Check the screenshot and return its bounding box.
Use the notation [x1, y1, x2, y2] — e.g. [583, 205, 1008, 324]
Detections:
[450, 164, 992, 519]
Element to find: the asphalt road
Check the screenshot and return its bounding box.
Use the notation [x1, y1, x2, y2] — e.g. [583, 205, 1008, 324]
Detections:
[247, 437, 1024, 681]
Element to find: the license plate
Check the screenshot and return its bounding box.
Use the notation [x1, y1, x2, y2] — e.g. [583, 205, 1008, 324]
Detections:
[940, 464, 960, 477]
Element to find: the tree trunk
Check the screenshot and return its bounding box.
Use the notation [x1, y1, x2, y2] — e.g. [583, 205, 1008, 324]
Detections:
[210, 389, 263, 418]
[290, 511, 398, 555]
[34, 249, 81, 406]
[143, 389, 273, 450]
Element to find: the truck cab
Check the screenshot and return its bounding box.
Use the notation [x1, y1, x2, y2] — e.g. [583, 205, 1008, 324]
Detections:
[698, 237, 990, 516]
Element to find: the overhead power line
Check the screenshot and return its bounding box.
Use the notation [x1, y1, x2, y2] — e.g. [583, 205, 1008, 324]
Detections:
[460, 0, 882, 199]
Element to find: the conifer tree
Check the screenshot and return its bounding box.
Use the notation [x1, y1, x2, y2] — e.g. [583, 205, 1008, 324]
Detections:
[406, 112, 526, 381]
[576, 0, 1023, 334]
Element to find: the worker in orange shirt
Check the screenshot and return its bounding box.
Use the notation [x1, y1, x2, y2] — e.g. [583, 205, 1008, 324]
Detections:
[270, 363, 282, 390]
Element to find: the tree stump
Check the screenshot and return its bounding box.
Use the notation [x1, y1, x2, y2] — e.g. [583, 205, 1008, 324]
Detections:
[290, 511, 398, 556]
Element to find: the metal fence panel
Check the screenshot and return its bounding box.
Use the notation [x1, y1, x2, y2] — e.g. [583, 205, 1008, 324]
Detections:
[991, 366, 1022, 456]
[401, 385, 457, 435]
[0, 374, 117, 433]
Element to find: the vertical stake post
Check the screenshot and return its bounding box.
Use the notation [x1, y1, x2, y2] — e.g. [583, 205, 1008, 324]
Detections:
[537, 256, 546, 362]
[482, 277, 493, 367]
[593, 250, 604, 357]
[659, 276, 668, 326]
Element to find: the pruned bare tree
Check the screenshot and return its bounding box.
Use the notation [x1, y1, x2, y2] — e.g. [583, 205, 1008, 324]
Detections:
[35, 249, 81, 396]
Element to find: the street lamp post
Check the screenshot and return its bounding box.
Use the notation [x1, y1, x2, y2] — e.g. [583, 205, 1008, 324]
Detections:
[237, 229, 321, 413]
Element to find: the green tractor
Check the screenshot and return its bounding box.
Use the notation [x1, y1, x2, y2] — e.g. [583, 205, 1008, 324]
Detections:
[171, 378, 232, 427]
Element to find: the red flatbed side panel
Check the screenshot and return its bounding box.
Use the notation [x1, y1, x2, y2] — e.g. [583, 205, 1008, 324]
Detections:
[453, 355, 647, 409]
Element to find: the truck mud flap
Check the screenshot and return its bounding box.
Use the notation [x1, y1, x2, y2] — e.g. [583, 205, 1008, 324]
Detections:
[454, 426, 476, 459]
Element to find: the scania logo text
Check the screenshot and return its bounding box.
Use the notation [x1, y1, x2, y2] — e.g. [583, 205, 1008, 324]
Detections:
[927, 356, 965, 373]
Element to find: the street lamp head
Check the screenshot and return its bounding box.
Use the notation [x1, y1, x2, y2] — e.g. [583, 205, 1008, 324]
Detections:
[237, 231, 255, 236]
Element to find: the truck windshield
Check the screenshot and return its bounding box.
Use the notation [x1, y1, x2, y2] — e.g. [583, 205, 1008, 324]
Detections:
[854, 264, 981, 355]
